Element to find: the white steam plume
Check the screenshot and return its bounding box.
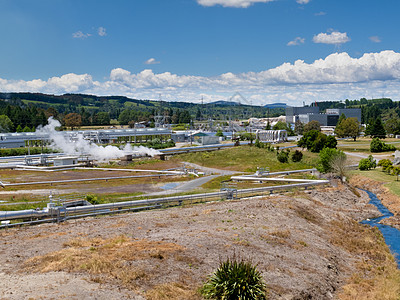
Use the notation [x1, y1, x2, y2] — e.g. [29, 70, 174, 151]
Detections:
[36, 117, 161, 161]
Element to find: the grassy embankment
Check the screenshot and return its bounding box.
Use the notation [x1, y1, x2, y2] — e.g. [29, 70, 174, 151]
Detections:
[350, 168, 400, 198]
[172, 145, 319, 173]
[342, 166, 400, 299]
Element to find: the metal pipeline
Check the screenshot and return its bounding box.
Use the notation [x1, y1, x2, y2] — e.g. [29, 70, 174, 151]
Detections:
[0, 179, 329, 222]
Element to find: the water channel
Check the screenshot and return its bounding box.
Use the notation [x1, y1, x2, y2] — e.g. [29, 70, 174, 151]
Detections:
[361, 189, 400, 265]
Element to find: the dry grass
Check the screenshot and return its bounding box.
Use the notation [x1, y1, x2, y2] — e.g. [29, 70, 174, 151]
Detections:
[145, 282, 202, 300]
[24, 235, 185, 292]
[293, 205, 320, 224]
[330, 219, 400, 300]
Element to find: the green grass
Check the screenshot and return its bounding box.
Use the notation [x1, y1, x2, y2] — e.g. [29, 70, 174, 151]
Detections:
[337, 137, 400, 153]
[350, 169, 400, 198]
[173, 145, 318, 173]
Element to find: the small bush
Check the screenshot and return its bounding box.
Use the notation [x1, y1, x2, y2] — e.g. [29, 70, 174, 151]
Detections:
[86, 194, 100, 205]
[358, 155, 377, 171]
[277, 151, 289, 163]
[370, 138, 397, 153]
[291, 150, 303, 162]
[377, 159, 393, 172]
[201, 257, 267, 300]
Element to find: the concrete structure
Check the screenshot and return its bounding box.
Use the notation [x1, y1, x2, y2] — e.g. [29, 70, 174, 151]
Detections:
[53, 156, 78, 166]
[256, 130, 287, 143]
[199, 136, 220, 145]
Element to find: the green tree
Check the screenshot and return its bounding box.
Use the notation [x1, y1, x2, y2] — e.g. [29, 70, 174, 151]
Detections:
[0, 115, 14, 132]
[365, 118, 386, 138]
[303, 120, 321, 133]
[216, 129, 224, 137]
[335, 117, 361, 141]
[294, 119, 304, 135]
[272, 121, 294, 136]
[93, 112, 111, 125]
[298, 130, 337, 153]
[385, 118, 400, 136]
[317, 148, 346, 173]
[16, 125, 23, 132]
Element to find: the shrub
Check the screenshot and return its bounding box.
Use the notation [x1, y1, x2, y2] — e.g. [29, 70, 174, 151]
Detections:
[317, 148, 346, 173]
[291, 150, 303, 162]
[201, 257, 267, 300]
[86, 194, 100, 205]
[370, 138, 397, 153]
[377, 159, 393, 172]
[254, 139, 263, 148]
[277, 151, 289, 163]
[358, 155, 377, 171]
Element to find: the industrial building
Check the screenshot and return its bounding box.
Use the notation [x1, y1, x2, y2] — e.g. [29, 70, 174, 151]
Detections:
[0, 128, 172, 149]
[286, 106, 362, 126]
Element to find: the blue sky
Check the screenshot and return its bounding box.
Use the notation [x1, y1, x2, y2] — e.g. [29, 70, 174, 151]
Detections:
[0, 0, 399, 105]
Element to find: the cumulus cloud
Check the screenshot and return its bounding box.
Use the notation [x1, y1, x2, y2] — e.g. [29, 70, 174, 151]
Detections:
[144, 58, 160, 65]
[313, 31, 350, 45]
[296, 0, 310, 4]
[72, 31, 91, 39]
[369, 36, 381, 43]
[2, 51, 400, 106]
[98, 27, 107, 37]
[197, 0, 274, 8]
[287, 37, 305, 46]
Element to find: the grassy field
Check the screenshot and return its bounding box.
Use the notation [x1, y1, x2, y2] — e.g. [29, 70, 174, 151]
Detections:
[350, 169, 400, 198]
[172, 145, 319, 173]
[337, 137, 400, 153]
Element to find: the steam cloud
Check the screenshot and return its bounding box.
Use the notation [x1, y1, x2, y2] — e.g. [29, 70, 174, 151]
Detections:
[36, 117, 161, 161]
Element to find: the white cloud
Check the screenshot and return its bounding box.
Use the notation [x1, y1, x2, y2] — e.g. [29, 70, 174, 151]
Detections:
[2, 51, 400, 106]
[313, 31, 350, 45]
[369, 36, 381, 43]
[296, 0, 310, 4]
[72, 31, 91, 39]
[144, 58, 160, 65]
[287, 37, 305, 46]
[98, 27, 107, 37]
[314, 11, 326, 16]
[197, 0, 274, 8]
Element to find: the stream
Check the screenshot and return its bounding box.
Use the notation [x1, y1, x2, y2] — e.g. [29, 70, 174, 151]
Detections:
[361, 189, 400, 265]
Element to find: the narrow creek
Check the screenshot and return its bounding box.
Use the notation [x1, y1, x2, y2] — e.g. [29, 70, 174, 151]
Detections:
[361, 189, 400, 265]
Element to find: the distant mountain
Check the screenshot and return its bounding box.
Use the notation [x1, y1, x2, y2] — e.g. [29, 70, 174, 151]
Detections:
[208, 100, 240, 106]
[264, 103, 287, 108]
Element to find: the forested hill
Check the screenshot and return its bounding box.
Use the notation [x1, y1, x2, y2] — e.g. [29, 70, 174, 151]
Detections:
[0, 92, 283, 131]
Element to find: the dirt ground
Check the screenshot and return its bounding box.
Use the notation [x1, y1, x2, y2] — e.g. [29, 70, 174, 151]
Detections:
[0, 182, 384, 300]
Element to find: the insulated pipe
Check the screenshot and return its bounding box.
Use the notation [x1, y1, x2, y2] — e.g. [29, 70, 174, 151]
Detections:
[0, 180, 329, 222]
[2, 173, 176, 187]
[76, 167, 184, 175]
[231, 176, 323, 183]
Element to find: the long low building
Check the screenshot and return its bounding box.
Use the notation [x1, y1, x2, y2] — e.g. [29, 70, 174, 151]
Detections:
[0, 128, 172, 148]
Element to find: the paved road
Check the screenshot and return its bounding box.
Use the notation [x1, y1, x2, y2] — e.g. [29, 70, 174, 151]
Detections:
[143, 162, 240, 196]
